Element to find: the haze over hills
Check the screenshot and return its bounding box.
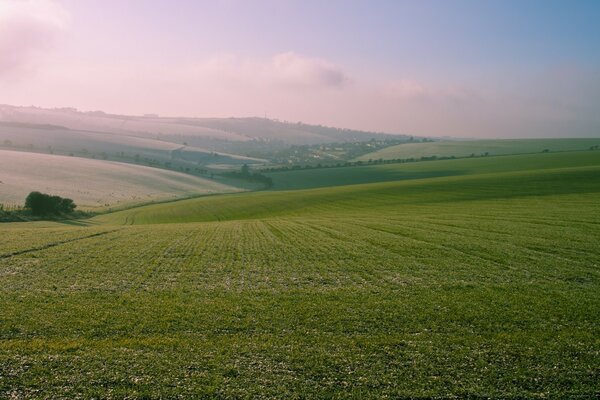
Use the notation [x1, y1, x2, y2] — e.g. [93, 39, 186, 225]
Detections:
[0, 104, 416, 171]
[0, 104, 410, 147]
[0, 120, 267, 168]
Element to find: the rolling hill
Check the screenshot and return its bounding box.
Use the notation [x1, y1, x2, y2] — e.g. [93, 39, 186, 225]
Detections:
[2, 150, 599, 397]
[0, 104, 408, 147]
[356, 138, 600, 161]
[96, 150, 600, 224]
[0, 121, 267, 169]
[265, 150, 600, 190]
[0, 149, 245, 210]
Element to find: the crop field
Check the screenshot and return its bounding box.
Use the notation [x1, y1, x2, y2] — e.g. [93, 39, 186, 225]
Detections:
[1, 151, 599, 398]
[265, 150, 600, 190]
[0, 124, 265, 168]
[0, 150, 244, 210]
[356, 138, 600, 162]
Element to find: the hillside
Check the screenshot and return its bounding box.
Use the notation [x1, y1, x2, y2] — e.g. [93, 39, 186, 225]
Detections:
[97, 150, 600, 224]
[3, 150, 599, 397]
[0, 150, 245, 210]
[264, 150, 600, 190]
[356, 138, 600, 161]
[0, 122, 266, 169]
[0, 104, 408, 147]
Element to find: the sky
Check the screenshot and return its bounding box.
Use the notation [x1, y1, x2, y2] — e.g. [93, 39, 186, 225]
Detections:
[0, 0, 599, 138]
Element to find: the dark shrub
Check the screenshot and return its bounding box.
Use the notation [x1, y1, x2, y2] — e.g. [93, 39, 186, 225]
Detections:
[25, 192, 77, 216]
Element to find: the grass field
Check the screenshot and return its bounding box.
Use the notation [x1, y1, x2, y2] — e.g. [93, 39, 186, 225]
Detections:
[1, 151, 599, 398]
[265, 150, 600, 190]
[355, 138, 600, 161]
[0, 149, 244, 210]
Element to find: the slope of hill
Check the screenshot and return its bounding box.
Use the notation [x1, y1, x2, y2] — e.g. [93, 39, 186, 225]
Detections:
[0, 106, 247, 141]
[355, 138, 600, 161]
[0, 150, 244, 210]
[0, 104, 408, 146]
[97, 150, 600, 224]
[3, 149, 599, 398]
[0, 122, 266, 168]
[264, 150, 600, 190]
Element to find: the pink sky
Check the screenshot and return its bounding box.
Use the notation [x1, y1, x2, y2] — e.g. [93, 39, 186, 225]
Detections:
[0, 0, 599, 138]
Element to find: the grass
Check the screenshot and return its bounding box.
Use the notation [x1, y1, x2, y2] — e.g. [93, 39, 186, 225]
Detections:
[1, 151, 599, 398]
[265, 149, 600, 190]
[355, 138, 600, 161]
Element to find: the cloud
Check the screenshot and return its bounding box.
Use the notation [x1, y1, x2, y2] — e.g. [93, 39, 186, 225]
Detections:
[271, 52, 349, 89]
[383, 79, 479, 104]
[0, 0, 69, 78]
[191, 52, 350, 90]
[382, 79, 429, 99]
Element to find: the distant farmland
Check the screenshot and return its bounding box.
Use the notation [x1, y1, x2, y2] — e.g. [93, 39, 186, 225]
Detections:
[0, 150, 244, 210]
[356, 138, 600, 161]
[0, 122, 266, 168]
[266, 150, 600, 190]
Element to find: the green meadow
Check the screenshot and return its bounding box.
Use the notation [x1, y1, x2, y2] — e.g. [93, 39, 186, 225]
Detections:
[265, 150, 600, 190]
[1, 151, 599, 398]
[356, 138, 600, 162]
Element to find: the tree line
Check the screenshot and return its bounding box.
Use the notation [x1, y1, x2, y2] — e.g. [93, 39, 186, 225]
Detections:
[223, 164, 273, 189]
[25, 192, 77, 216]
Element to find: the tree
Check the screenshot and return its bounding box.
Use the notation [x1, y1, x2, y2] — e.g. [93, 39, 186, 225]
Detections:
[25, 192, 77, 216]
[58, 197, 76, 213]
[241, 164, 250, 176]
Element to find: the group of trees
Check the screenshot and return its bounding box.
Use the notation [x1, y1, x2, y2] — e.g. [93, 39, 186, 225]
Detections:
[261, 154, 465, 173]
[25, 192, 77, 216]
[224, 164, 273, 189]
[236, 138, 417, 166]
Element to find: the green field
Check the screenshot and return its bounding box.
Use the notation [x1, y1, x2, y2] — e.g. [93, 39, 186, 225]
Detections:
[355, 138, 600, 162]
[265, 150, 600, 190]
[1, 151, 599, 398]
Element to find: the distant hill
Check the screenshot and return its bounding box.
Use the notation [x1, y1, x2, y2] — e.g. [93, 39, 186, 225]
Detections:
[355, 138, 600, 161]
[0, 120, 266, 169]
[0, 104, 408, 146]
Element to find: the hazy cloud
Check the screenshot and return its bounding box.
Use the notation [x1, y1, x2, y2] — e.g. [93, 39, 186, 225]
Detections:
[382, 79, 479, 103]
[271, 52, 349, 89]
[0, 0, 69, 78]
[192, 52, 349, 90]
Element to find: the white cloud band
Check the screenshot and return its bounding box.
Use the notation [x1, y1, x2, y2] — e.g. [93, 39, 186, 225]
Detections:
[0, 0, 69, 77]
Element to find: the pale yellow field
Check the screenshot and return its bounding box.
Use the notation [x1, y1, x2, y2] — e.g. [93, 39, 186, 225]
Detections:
[0, 150, 243, 210]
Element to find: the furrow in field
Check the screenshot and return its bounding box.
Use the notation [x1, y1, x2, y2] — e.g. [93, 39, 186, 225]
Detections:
[0, 228, 122, 259]
[280, 219, 416, 288]
[412, 218, 600, 264]
[343, 215, 600, 283]
[343, 219, 506, 268]
[401, 211, 600, 257]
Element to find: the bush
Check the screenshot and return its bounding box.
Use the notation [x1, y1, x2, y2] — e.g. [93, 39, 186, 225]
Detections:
[25, 192, 77, 216]
[223, 165, 273, 189]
